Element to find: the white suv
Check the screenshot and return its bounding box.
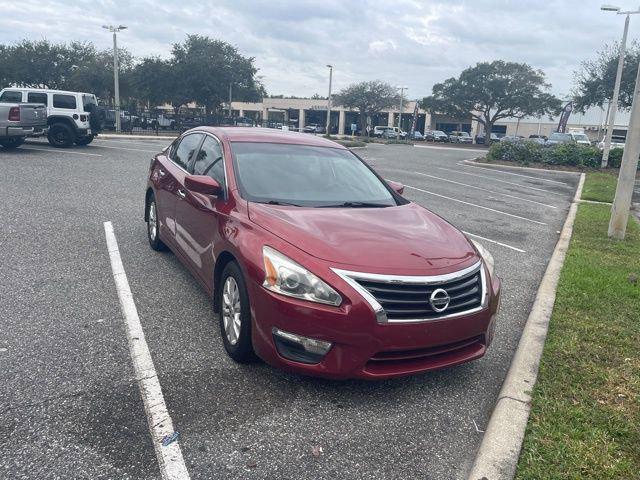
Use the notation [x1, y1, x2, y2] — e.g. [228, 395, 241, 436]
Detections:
[0, 88, 100, 147]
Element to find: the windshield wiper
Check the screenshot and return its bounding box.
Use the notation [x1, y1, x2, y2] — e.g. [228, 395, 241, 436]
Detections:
[317, 201, 391, 208]
[262, 200, 303, 207]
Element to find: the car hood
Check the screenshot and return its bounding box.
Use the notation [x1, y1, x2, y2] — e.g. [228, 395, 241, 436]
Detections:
[248, 202, 478, 273]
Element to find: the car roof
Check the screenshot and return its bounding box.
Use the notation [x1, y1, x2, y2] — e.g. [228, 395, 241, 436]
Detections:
[191, 127, 348, 149]
[2, 87, 94, 96]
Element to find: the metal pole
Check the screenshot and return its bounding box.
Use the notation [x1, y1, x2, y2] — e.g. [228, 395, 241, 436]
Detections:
[228, 83, 232, 117]
[602, 14, 630, 167]
[325, 65, 333, 135]
[113, 31, 121, 133]
[608, 55, 640, 239]
[398, 87, 405, 136]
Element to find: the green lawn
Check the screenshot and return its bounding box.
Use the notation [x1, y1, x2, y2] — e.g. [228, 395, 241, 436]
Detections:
[581, 172, 617, 203]
[515, 203, 640, 479]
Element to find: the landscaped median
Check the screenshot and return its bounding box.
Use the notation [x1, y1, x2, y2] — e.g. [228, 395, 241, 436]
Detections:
[515, 177, 640, 479]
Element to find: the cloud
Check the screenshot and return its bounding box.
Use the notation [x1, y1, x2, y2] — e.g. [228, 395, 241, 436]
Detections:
[0, 0, 634, 99]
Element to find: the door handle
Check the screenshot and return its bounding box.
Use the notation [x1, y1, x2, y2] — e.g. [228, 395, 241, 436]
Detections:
[158, 168, 166, 177]
[177, 189, 186, 199]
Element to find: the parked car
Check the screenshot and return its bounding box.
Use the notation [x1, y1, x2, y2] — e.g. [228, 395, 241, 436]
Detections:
[597, 135, 626, 151]
[151, 114, 177, 130]
[528, 134, 547, 145]
[449, 131, 473, 143]
[409, 131, 425, 141]
[569, 132, 591, 146]
[0, 101, 48, 149]
[499, 135, 524, 143]
[424, 130, 449, 142]
[545, 132, 573, 147]
[303, 123, 325, 134]
[382, 127, 407, 139]
[144, 127, 501, 379]
[475, 133, 502, 145]
[0, 87, 100, 147]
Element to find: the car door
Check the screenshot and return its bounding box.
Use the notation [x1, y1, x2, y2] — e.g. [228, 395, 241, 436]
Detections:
[174, 134, 227, 289]
[153, 133, 204, 248]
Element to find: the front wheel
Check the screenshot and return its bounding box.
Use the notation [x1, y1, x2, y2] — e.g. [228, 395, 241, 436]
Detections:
[48, 123, 75, 148]
[0, 137, 25, 149]
[218, 262, 254, 363]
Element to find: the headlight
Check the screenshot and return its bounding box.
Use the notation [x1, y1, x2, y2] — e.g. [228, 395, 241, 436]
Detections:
[471, 240, 495, 279]
[262, 246, 342, 306]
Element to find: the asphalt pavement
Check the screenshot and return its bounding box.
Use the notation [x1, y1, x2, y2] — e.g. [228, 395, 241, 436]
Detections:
[0, 138, 580, 479]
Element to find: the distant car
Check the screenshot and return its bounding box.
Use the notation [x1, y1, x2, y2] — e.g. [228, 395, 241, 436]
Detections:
[409, 131, 425, 141]
[545, 132, 573, 147]
[425, 130, 449, 142]
[597, 135, 626, 151]
[475, 133, 502, 145]
[303, 124, 325, 134]
[373, 126, 392, 137]
[381, 127, 407, 139]
[449, 131, 473, 144]
[570, 132, 591, 146]
[499, 135, 524, 143]
[528, 134, 547, 145]
[0, 101, 48, 149]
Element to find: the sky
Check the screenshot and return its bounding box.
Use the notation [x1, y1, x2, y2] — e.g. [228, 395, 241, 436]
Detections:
[0, 0, 637, 100]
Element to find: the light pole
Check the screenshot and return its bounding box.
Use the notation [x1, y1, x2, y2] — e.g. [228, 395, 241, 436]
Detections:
[397, 86, 407, 138]
[599, 5, 640, 167]
[325, 65, 333, 135]
[102, 24, 127, 133]
[608, 43, 640, 239]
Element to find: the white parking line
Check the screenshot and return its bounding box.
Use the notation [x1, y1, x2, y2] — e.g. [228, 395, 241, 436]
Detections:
[104, 222, 190, 480]
[462, 231, 526, 253]
[381, 168, 557, 209]
[436, 166, 565, 196]
[458, 161, 571, 185]
[414, 144, 487, 154]
[401, 184, 547, 225]
[93, 143, 161, 153]
[21, 146, 102, 157]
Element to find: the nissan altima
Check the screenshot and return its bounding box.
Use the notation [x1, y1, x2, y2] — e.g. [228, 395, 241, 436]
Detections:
[144, 127, 501, 379]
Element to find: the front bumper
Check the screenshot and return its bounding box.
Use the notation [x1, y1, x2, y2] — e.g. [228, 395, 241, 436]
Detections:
[250, 273, 501, 380]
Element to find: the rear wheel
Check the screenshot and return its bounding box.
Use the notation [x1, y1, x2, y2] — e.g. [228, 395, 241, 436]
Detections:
[75, 135, 94, 146]
[146, 195, 166, 251]
[0, 137, 25, 149]
[218, 262, 254, 363]
[48, 123, 75, 148]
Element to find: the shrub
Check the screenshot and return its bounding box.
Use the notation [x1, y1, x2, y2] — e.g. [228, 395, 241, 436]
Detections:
[542, 143, 601, 168]
[487, 140, 543, 165]
[608, 147, 624, 168]
[487, 141, 604, 168]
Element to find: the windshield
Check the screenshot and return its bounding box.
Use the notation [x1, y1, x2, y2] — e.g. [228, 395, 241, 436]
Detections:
[572, 133, 589, 141]
[549, 133, 571, 141]
[231, 142, 398, 207]
[434, 131, 446, 135]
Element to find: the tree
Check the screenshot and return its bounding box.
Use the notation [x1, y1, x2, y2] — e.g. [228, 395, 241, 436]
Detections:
[335, 81, 398, 134]
[573, 41, 640, 112]
[129, 57, 173, 108]
[423, 61, 561, 142]
[171, 35, 265, 114]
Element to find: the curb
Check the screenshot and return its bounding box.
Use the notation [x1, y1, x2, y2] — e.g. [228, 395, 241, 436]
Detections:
[97, 134, 177, 140]
[467, 172, 586, 480]
[461, 158, 582, 175]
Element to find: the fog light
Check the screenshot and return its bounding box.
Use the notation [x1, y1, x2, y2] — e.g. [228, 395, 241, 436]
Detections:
[272, 327, 332, 364]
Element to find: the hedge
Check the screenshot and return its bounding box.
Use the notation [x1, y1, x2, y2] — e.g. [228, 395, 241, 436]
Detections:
[486, 141, 624, 169]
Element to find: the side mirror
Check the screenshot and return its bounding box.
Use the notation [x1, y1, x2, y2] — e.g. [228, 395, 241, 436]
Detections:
[185, 175, 222, 196]
[387, 180, 404, 195]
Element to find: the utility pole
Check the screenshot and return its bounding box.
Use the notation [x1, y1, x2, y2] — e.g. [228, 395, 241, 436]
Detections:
[228, 83, 232, 118]
[397, 86, 407, 137]
[325, 65, 333, 135]
[608, 51, 640, 240]
[102, 25, 127, 134]
[600, 5, 640, 166]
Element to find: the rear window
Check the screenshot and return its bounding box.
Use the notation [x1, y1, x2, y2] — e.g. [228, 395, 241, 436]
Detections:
[27, 92, 48, 105]
[0, 91, 22, 103]
[53, 94, 77, 109]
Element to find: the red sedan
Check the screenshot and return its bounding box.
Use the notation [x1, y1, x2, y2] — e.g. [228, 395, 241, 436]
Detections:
[144, 127, 501, 380]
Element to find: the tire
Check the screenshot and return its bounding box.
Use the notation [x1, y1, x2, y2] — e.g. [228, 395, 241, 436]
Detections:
[146, 195, 166, 251]
[0, 137, 25, 149]
[218, 261, 254, 363]
[75, 135, 94, 146]
[48, 123, 75, 148]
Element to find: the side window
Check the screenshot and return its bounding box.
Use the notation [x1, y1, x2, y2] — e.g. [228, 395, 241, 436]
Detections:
[52, 94, 77, 109]
[27, 92, 48, 105]
[191, 136, 225, 188]
[172, 134, 202, 170]
[0, 91, 23, 102]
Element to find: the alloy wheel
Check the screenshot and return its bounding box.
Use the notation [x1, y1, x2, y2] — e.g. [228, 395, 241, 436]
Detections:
[222, 277, 241, 345]
[148, 201, 157, 240]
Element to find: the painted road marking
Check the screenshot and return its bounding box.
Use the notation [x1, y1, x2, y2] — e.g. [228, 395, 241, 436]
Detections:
[93, 143, 161, 153]
[463, 231, 526, 253]
[381, 168, 557, 209]
[414, 144, 487, 154]
[104, 222, 190, 480]
[436, 166, 565, 196]
[21, 146, 102, 157]
[401, 184, 547, 225]
[458, 161, 571, 185]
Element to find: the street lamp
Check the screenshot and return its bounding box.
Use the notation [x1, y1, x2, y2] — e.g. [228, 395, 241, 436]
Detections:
[599, 4, 640, 167]
[102, 24, 127, 133]
[325, 65, 333, 135]
[397, 86, 407, 137]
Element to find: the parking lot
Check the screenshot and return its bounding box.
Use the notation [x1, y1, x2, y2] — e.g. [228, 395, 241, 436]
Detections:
[0, 138, 581, 480]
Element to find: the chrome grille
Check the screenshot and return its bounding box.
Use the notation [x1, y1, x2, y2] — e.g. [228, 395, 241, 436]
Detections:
[333, 261, 485, 323]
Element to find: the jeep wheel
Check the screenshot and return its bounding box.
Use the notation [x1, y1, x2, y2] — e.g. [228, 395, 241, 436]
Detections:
[48, 123, 75, 148]
[0, 137, 25, 149]
[75, 135, 94, 146]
